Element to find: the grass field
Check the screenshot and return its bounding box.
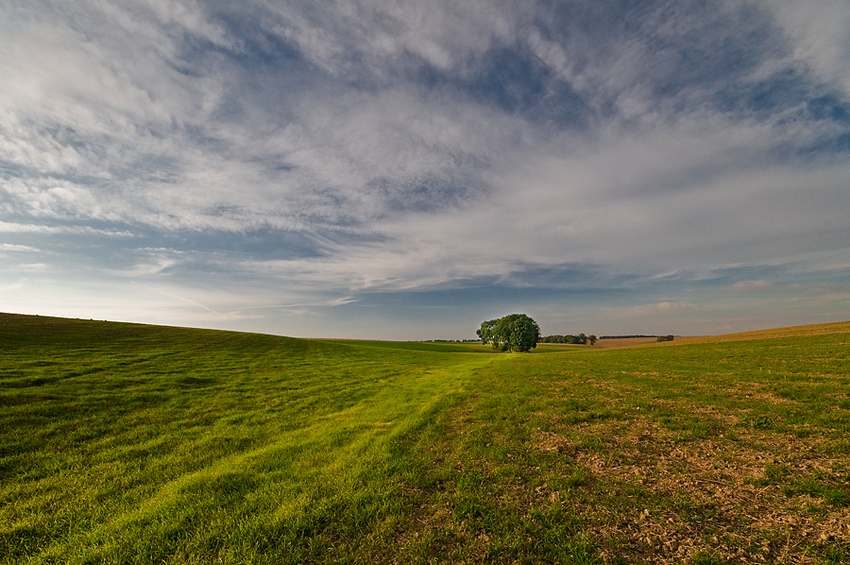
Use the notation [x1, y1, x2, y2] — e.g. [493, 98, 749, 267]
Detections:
[1, 314, 849, 564]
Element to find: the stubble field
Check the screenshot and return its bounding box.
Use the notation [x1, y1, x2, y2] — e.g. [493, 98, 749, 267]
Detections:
[1, 314, 848, 564]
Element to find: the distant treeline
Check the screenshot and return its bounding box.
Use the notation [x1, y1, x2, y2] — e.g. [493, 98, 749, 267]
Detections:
[423, 335, 674, 344]
[599, 335, 657, 339]
[540, 333, 597, 345]
[598, 335, 676, 342]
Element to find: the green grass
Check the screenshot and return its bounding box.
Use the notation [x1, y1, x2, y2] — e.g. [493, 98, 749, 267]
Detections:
[2, 314, 849, 563]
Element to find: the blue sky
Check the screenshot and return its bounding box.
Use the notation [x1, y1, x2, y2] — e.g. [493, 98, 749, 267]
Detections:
[2, 0, 849, 339]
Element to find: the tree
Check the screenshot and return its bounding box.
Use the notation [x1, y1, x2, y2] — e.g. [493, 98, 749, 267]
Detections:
[540, 333, 597, 345]
[477, 313, 540, 352]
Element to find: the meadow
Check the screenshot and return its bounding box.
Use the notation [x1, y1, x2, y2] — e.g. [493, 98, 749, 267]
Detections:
[1, 313, 849, 564]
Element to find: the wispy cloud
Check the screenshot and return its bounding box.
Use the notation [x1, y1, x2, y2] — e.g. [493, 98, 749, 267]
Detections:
[0, 220, 134, 237]
[733, 280, 774, 291]
[0, 243, 39, 252]
[765, 0, 850, 96]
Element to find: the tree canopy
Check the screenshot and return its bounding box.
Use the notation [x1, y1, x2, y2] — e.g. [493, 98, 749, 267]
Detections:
[477, 313, 540, 352]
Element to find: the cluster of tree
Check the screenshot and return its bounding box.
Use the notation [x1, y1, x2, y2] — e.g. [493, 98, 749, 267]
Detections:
[599, 335, 657, 339]
[599, 334, 675, 341]
[540, 333, 597, 345]
[477, 313, 540, 352]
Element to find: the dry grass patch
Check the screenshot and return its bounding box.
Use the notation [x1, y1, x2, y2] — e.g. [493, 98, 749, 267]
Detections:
[533, 428, 578, 455]
[679, 321, 850, 345]
[565, 417, 850, 563]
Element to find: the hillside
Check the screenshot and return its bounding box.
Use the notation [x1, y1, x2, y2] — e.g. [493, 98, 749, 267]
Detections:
[678, 320, 850, 344]
[1, 313, 849, 564]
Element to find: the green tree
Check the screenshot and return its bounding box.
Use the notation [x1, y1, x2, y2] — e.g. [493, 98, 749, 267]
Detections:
[477, 313, 540, 352]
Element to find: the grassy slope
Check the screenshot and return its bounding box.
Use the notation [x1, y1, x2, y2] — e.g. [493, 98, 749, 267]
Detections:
[0, 314, 494, 564]
[1, 314, 849, 564]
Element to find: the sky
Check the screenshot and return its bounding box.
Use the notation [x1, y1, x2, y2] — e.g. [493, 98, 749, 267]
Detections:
[2, 0, 850, 340]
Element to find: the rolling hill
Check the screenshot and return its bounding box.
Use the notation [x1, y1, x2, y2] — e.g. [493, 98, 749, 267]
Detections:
[1, 313, 848, 563]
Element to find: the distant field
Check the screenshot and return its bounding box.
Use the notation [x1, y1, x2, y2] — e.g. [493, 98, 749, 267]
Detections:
[1, 313, 849, 564]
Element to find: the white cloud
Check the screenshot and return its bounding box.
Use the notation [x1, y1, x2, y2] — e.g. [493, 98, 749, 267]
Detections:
[259, 0, 520, 77]
[764, 0, 850, 96]
[0, 244, 39, 252]
[732, 280, 773, 291]
[0, 220, 133, 237]
[210, 105, 850, 300]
